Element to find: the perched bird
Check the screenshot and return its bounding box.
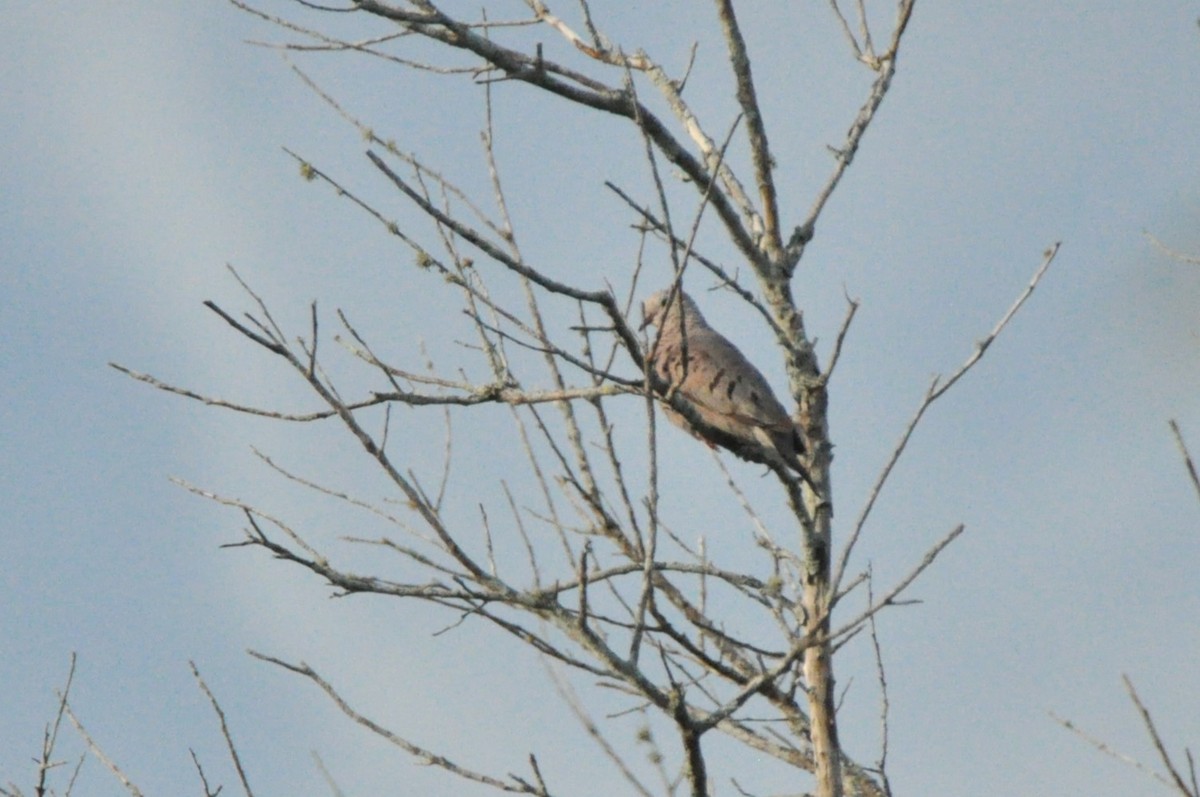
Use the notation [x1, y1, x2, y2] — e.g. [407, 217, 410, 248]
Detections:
[640, 288, 810, 481]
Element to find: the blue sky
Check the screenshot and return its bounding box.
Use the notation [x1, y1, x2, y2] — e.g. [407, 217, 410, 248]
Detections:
[3, 3, 1199, 795]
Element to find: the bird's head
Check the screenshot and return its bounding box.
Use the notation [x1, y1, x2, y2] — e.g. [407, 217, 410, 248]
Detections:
[640, 288, 704, 331]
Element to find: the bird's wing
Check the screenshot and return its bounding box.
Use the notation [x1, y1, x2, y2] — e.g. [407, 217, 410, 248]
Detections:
[655, 329, 794, 434]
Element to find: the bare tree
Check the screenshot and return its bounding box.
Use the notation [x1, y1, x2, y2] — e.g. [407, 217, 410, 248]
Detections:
[94, 2, 1058, 797]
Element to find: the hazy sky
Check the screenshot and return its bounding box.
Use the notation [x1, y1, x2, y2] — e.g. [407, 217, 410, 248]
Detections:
[3, 3, 1199, 796]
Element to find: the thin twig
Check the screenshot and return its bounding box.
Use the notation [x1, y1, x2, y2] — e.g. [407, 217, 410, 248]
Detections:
[821, 291, 860, 384]
[1050, 710, 1177, 791]
[1124, 674, 1196, 796]
[831, 524, 965, 642]
[25, 654, 80, 797]
[715, 0, 780, 258]
[788, 0, 916, 269]
[1169, 420, 1200, 505]
[542, 661, 656, 797]
[191, 661, 255, 797]
[834, 243, 1059, 593]
[62, 703, 144, 797]
[866, 570, 894, 797]
[249, 652, 548, 794]
[1145, 231, 1200, 265]
[312, 751, 348, 797]
[188, 749, 219, 797]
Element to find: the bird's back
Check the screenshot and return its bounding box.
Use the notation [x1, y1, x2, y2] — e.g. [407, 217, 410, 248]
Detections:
[654, 325, 793, 433]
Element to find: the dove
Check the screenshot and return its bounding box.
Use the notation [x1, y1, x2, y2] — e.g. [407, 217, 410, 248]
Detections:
[640, 288, 811, 481]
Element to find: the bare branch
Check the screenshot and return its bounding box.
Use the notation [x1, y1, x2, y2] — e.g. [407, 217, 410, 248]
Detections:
[604, 180, 775, 334]
[931, 242, 1059, 401]
[350, 0, 761, 261]
[249, 652, 551, 795]
[188, 748, 220, 797]
[715, 0, 781, 260]
[821, 291, 860, 384]
[542, 663, 656, 797]
[1050, 710, 1180, 793]
[312, 751, 348, 797]
[1169, 420, 1200, 506]
[286, 62, 510, 244]
[696, 633, 813, 734]
[190, 661, 255, 797]
[1124, 674, 1197, 797]
[62, 703, 144, 797]
[1146, 231, 1200, 265]
[365, 150, 645, 364]
[832, 524, 965, 641]
[834, 243, 1059, 593]
[12, 654, 82, 797]
[527, 1, 650, 69]
[789, 0, 917, 269]
[828, 0, 865, 61]
[866, 571, 894, 797]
